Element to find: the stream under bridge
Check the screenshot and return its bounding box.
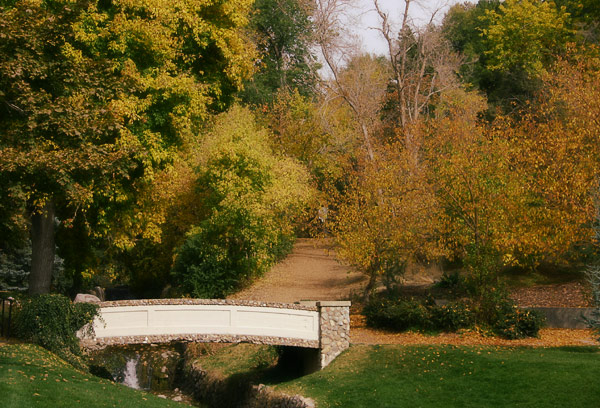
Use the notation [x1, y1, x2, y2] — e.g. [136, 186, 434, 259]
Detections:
[78, 299, 350, 370]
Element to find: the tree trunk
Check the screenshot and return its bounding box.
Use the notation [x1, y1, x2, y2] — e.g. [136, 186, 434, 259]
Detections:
[29, 200, 55, 295]
[363, 266, 379, 299]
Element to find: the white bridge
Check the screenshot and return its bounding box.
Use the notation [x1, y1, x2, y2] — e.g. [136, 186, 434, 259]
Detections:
[79, 299, 350, 369]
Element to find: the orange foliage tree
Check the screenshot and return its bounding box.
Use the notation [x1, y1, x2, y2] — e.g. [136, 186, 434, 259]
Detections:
[335, 145, 444, 293]
[427, 53, 600, 273]
[505, 54, 600, 264]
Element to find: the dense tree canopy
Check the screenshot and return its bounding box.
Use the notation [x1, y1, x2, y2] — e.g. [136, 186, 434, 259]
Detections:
[481, 0, 573, 77]
[2, 0, 600, 299]
[0, 0, 256, 293]
[442, 0, 575, 114]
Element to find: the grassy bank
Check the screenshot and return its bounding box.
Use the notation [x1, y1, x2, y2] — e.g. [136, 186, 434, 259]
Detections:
[0, 343, 187, 408]
[276, 344, 600, 408]
[4, 341, 599, 408]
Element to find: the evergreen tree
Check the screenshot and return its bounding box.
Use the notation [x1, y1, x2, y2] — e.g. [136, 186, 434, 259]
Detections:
[240, 0, 319, 105]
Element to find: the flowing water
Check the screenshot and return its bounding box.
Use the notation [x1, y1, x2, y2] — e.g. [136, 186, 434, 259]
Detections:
[122, 356, 141, 389]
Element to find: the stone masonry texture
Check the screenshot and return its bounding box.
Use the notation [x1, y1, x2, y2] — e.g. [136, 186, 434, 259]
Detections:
[317, 301, 350, 368]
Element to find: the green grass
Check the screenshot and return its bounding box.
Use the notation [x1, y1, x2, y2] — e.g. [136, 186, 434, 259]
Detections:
[189, 343, 600, 408]
[194, 343, 279, 377]
[0, 343, 187, 408]
[274, 345, 600, 408]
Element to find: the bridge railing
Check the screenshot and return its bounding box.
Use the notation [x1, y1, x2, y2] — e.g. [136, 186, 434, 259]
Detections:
[79, 299, 350, 369]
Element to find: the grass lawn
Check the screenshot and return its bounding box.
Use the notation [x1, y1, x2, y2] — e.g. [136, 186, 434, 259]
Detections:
[275, 344, 600, 408]
[0, 343, 187, 408]
[190, 343, 279, 377]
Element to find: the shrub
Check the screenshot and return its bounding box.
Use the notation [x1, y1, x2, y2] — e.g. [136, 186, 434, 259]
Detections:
[461, 255, 544, 339]
[434, 271, 468, 298]
[14, 294, 99, 367]
[364, 298, 434, 332]
[171, 215, 267, 298]
[490, 301, 544, 339]
[473, 281, 544, 339]
[363, 293, 541, 339]
[431, 301, 475, 332]
[585, 261, 600, 340]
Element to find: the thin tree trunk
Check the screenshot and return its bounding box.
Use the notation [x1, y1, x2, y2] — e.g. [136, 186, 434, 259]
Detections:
[29, 199, 55, 295]
[364, 265, 379, 299]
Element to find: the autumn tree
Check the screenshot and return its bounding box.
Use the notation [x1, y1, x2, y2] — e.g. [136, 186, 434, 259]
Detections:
[424, 87, 549, 299]
[312, 0, 388, 165]
[505, 55, 600, 263]
[427, 52, 600, 276]
[265, 89, 359, 193]
[335, 143, 444, 294]
[266, 89, 329, 168]
[310, 0, 460, 291]
[0, 0, 255, 294]
[425, 89, 518, 266]
[324, 54, 390, 164]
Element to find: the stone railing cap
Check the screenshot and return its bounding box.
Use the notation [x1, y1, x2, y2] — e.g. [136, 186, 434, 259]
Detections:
[316, 301, 351, 307]
[296, 300, 318, 306]
[296, 300, 351, 307]
[97, 299, 318, 311]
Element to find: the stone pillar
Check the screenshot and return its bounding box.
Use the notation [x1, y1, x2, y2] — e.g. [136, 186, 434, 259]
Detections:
[317, 301, 350, 368]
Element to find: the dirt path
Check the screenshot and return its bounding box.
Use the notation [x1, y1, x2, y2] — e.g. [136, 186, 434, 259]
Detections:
[229, 238, 367, 303]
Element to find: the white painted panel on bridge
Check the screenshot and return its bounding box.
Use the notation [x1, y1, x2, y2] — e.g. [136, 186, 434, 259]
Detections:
[152, 307, 231, 327]
[236, 309, 315, 332]
[99, 309, 148, 329]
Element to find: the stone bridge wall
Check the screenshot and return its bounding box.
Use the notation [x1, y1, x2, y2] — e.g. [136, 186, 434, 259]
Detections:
[80, 299, 350, 369]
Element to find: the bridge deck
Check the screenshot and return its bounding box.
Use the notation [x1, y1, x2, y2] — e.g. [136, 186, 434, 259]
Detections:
[80, 299, 320, 349]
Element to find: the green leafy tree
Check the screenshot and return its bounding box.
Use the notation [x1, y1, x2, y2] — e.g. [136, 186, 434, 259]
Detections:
[554, 0, 600, 43]
[482, 0, 573, 77]
[0, 0, 256, 294]
[240, 0, 319, 105]
[172, 106, 313, 298]
[441, 1, 500, 94]
[443, 0, 574, 115]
